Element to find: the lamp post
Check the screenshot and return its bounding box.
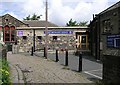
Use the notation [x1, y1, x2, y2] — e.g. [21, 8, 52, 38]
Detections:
[45, 0, 48, 59]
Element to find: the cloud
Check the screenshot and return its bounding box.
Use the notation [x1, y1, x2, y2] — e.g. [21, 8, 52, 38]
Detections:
[1, 0, 119, 26]
[21, 0, 45, 20]
[49, 0, 109, 26]
[6, 12, 20, 19]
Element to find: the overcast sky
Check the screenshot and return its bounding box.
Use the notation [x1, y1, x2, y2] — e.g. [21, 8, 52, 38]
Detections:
[0, 0, 119, 26]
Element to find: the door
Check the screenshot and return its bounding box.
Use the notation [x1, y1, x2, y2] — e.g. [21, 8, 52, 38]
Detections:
[77, 35, 88, 50]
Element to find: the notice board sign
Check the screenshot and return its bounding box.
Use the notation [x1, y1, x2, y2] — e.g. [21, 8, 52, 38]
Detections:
[18, 30, 23, 36]
[44, 31, 73, 34]
[107, 35, 120, 48]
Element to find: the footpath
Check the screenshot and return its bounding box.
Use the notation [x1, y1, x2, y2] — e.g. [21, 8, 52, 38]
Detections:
[7, 52, 94, 84]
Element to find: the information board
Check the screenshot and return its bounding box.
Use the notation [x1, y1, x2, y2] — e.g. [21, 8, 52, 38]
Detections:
[18, 31, 23, 36]
[107, 35, 120, 48]
[44, 31, 73, 34]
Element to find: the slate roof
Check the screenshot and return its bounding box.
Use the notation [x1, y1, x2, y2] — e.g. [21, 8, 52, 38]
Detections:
[0, 14, 28, 27]
[23, 20, 58, 27]
[100, 1, 120, 14]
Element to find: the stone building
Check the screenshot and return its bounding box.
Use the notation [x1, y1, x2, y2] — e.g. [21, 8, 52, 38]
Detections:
[0, 14, 89, 52]
[89, 1, 120, 60]
[89, 1, 120, 83]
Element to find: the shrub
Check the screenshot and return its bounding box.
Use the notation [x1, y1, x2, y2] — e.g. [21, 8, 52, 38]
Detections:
[0, 59, 11, 85]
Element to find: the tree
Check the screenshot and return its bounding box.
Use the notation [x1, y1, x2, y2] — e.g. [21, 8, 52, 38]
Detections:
[78, 21, 88, 26]
[66, 19, 78, 26]
[23, 13, 41, 20]
[23, 15, 31, 20]
[66, 18, 88, 26]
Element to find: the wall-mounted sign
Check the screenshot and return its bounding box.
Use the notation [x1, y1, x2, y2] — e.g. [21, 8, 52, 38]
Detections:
[18, 31, 23, 36]
[107, 35, 120, 48]
[44, 31, 73, 34]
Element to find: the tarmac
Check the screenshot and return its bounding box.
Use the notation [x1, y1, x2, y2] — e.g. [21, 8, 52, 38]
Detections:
[7, 52, 94, 84]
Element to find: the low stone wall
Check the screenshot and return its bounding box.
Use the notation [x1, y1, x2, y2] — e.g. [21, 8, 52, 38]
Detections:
[103, 54, 120, 83]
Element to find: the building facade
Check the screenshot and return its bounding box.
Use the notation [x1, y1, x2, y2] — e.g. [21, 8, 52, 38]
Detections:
[17, 27, 89, 52]
[0, 14, 90, 52]
[89, 1, 120, 60]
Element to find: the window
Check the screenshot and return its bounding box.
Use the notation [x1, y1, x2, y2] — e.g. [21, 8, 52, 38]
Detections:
[37, 36, 42, 40]
[81, 36, 86, 43]
[3, 25, 16, 42]
[22, 36, 27, 40]
[102, 19, 111, 33]
[5, 19, 8, 22]
[53, 36, 57, 40]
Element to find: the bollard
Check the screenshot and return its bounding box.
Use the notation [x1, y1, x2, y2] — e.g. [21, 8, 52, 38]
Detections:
[65, 50, 68, 66]
[78, 52, 82, 72]
[56, 50, 59, 62]
[44, 47, 45, 57]
[31, 47, 34, 56]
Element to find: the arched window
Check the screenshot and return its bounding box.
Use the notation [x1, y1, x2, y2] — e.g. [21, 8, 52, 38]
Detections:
[4, 25, 16, 42]
[4, 25, 10, 42]
[10, 26, 15, 42]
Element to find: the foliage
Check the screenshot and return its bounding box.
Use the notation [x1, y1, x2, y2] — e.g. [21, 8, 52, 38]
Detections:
[66, 19, 78, 26]
[66, 18, 88, 26]
[23, 13, 41, 20]
[0, 59, 11, 85]
[78, 21, 88, 26]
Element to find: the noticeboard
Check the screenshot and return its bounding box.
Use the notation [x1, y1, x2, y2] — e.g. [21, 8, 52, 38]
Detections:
[107, 35, 120, 48]
[44, 31, 73, 34]
[18, 30, 23, 36]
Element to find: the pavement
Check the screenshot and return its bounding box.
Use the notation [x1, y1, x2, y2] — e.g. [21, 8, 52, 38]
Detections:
[34, 51, 103, 80]
[7, 52, 94, 84]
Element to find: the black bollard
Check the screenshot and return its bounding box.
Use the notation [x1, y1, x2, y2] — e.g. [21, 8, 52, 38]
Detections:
[65, 50, 68, 66]
[31, 47, 34, 56]
[44, 47, 46, 58]
[56, 50, 58, 62]
[78, 52, 82, 72]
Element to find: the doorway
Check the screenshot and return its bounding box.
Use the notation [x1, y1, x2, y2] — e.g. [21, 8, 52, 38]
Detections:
[77, 35, 88, 50]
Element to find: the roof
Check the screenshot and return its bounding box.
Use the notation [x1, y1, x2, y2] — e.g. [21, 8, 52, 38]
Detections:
[100, 1, 120, 15]
[17, 26, 88, 30]
[23, 20, 59, 27]
[0, 14, 28, 27]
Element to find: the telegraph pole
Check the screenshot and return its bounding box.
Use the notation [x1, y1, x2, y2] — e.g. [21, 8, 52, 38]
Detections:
[45, 0, 48, 59]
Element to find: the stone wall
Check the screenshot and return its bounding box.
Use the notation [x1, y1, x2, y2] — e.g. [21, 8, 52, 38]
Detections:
[17, 35, 76, 52]
[103, 49, 120, 83]
[17, 29, 76, 52]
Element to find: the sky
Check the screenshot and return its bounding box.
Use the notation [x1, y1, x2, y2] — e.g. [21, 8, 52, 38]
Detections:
[0, 0, 120, 26]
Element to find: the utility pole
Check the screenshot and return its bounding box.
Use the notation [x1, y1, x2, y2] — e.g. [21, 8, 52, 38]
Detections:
[45, 0, 48, 59]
